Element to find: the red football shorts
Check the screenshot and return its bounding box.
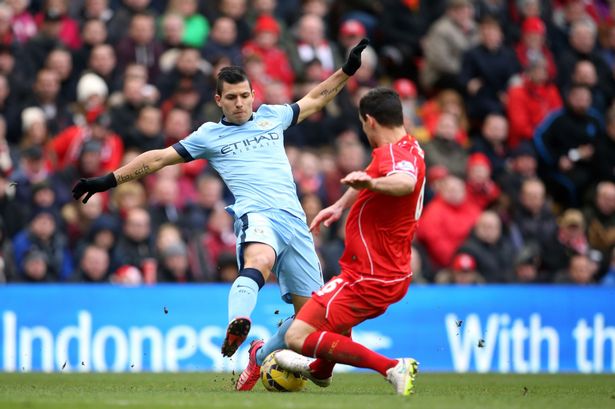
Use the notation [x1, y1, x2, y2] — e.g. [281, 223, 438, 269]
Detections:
[296, 271, 412, 334]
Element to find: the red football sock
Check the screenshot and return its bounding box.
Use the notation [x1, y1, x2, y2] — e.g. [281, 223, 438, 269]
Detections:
[302, 331, 398, 376]
[308, 329, 352, 378]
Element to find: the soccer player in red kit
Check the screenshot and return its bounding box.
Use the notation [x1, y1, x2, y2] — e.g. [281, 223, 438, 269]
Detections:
[275, 87, 426, 396]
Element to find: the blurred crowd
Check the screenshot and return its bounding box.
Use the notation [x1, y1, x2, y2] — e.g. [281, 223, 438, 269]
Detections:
[0, 0, 613, 286]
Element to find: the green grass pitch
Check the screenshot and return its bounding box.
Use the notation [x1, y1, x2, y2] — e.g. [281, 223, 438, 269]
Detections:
[0, 373, 613, 409]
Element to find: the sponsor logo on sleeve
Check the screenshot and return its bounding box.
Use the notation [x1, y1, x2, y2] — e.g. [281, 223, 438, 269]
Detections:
[394, 160, 416, 173]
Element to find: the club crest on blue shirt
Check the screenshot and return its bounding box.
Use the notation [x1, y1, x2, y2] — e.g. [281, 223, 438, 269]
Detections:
[257, 120, 272, 129]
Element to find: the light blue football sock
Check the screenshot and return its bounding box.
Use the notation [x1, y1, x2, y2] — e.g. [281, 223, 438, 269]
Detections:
[255, 316, 294, 365]
[227, 271, 263, 322]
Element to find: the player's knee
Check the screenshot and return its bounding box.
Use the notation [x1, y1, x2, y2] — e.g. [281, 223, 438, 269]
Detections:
[243, 243, 276, 272]
[243, 254, 273, 275]
[284, 326, 305, 352]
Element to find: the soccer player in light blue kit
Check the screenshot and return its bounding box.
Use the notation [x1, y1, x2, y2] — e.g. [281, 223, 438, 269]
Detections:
[72, 39, 369, 390]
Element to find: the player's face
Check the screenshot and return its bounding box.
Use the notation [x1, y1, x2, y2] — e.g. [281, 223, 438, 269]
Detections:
[215, 80, 255, 125]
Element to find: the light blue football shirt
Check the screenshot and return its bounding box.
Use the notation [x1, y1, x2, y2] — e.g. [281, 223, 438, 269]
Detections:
[173, 103, 305, 220]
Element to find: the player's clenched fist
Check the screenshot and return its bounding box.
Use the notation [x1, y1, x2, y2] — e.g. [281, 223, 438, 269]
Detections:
[72, 172, 117, 204]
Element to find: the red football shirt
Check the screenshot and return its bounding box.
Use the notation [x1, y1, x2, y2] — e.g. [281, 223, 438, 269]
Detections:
[339, 135, 426, 280]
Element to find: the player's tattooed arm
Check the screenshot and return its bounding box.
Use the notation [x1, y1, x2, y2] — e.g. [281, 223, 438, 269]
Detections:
[113, 147, 184, 185]
[318, 83, 343, 98]
[295, 69, 350, 123]
[115, 164, 150, 184]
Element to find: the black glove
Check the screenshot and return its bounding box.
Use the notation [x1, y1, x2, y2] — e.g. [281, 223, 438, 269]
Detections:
[342, 38, 370, 76]
[72, 172, 117, 204]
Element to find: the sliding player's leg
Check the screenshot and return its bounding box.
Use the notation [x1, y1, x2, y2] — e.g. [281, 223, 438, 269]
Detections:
[279, 274, 418, 395]
[285, 301, 399, 375]
[305, 328, 351, 381]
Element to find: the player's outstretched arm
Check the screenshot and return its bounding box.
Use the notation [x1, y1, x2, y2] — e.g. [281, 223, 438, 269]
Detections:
[295, 38, 369, 123]
[72, 146, 184, 204]
[309, 187, 359, 234]
[342, 171, 416, 196]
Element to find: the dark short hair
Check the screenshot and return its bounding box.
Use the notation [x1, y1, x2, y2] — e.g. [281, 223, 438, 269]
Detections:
[216, 66, 252, 95]
[359, 87, 404, 127]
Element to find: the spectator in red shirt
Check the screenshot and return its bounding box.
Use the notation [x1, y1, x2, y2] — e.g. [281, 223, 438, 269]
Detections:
[242, 14, 294, 89]
[420, 89, 470, 146]
[465, 152, 501, 210]
[507, 57, 562, 149]
[8, 0, 36, 44]
[50, 110, 124, 173]
[417, 174, 482, 269]
[514, 17, 557, 80]
[34, 0, 82, 50]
